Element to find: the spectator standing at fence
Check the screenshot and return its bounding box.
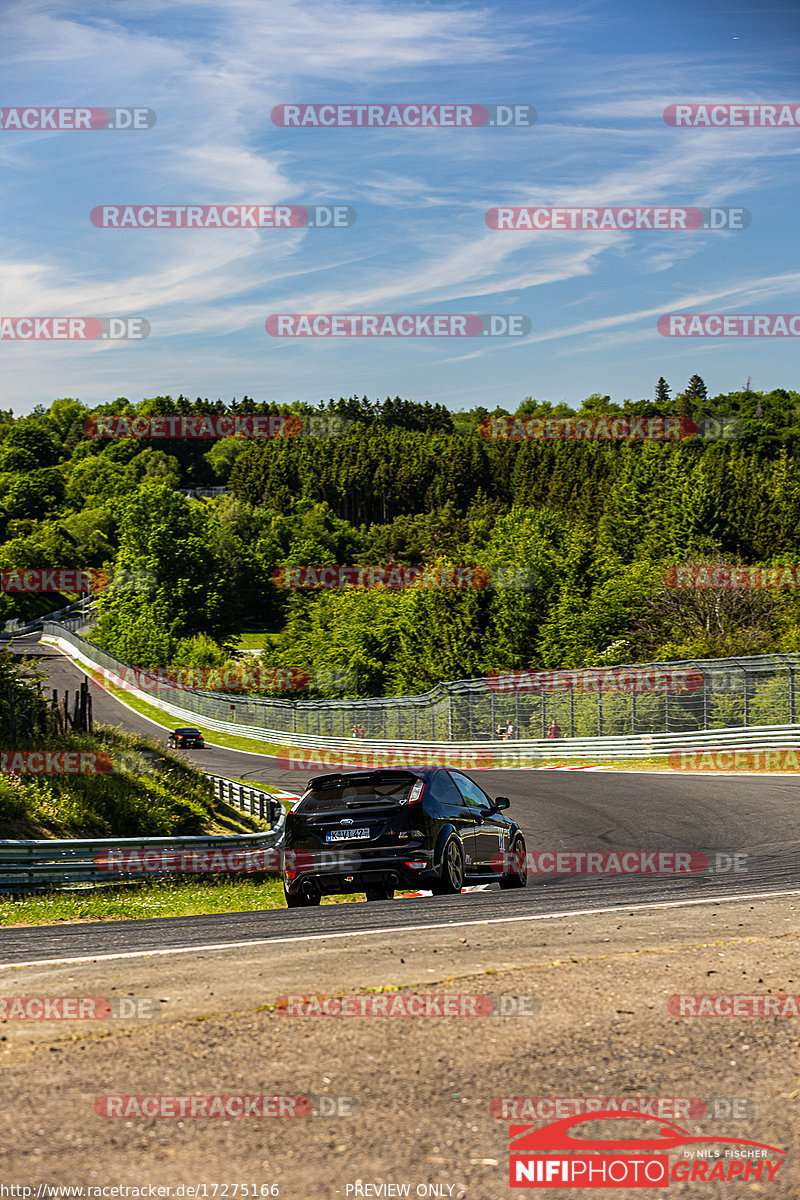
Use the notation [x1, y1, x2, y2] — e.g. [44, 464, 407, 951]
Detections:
[547, 719, 563, 739]
[505, 720, 515, 740]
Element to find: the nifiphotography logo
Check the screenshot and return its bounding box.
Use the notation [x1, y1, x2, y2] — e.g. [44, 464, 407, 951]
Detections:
[508, 1111, 785, 1188]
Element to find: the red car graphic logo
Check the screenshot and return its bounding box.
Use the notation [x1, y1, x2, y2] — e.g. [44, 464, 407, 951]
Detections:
[510, 1110, 785, 1155]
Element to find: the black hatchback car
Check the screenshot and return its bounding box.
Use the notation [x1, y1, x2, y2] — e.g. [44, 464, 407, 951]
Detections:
[282, 766, 527, 906]
[167, 727, 205, 749]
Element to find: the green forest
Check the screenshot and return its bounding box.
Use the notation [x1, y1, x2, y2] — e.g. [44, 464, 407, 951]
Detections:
[2, 379, 800, 698]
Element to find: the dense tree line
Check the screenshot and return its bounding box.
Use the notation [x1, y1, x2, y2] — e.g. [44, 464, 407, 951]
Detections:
[1, 383, 800, 695]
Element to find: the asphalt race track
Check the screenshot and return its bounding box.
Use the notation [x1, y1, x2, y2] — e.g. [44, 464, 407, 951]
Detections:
[3, 632, 799, 968]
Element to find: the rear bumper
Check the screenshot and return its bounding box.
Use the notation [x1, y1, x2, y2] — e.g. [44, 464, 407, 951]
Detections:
[283, 847, 437, 895]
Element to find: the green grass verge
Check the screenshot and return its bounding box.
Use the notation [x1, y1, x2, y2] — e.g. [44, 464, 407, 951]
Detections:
[0, 876, 363, 926]
[0, 724, 269, 840]
[235, 632, 272, 650]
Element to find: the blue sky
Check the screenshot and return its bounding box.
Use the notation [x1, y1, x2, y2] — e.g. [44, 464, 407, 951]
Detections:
[1, 0, 799, 415]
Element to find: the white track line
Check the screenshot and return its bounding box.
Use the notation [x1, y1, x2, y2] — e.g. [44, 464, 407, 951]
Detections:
[3, 888, 798, 971]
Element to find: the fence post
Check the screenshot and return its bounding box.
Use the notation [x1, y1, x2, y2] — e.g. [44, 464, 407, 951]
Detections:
[569, 688, 575, 738]
[775, 654, 795, 725]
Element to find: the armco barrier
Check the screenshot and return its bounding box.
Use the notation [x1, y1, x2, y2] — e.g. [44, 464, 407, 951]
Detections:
[0, 800, 286, 895]
[39, 625, 800, 741]
[3, 597, 96, 638]
[206, 774, 283, 824]
[36, 627, 800, 764]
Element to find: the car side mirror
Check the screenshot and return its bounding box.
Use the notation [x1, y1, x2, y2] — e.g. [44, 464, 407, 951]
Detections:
[494, 796, 510, 810]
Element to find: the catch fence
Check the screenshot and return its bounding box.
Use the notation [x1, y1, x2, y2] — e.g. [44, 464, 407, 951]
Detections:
[40, 626, 800, 742]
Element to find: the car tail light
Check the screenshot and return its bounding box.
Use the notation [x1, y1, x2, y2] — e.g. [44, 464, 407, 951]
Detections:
[401, 780, 425, 805]
[405, 860, 427, 870]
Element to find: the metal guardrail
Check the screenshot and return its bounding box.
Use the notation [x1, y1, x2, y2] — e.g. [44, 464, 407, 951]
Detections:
[198, 722, 800, 764]
[0, 792, 286, 895]
[3, 597, 96, 638]
[38, 625, 800, 741]
[206, 773, 284, 824]
[37, 629, 800, 763]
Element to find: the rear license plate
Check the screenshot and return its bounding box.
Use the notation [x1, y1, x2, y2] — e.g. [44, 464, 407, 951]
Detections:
[326, 828, 370, 842]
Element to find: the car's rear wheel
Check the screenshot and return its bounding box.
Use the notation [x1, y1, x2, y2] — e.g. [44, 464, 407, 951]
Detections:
[432, 836, 464, 895]
[499, 836, 527, 889]
[365, 883, 395, 902]
[284, 880, 321, 907]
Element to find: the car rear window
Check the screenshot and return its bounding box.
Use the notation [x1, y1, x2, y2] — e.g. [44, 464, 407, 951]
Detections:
[298, 774, 423, 813]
